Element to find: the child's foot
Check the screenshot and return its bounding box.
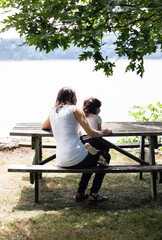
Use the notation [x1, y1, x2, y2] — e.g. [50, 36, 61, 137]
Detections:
[97, 155, 109, 167]
[84, 143, 98, 155]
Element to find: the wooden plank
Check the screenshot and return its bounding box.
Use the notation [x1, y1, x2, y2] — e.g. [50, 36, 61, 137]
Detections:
[18, 141, 161, 149]
[10, 130, 53, 137]
[10, 122, 162, 137]
[40, 154, 56, 165]
[100, 138, 149, 165]
[103, 122, 162, 136]
[19, 142, 56, 148]
[116, 142, 161, 148]
[19, 141, 144, 149]
[8, 164, 162, 174]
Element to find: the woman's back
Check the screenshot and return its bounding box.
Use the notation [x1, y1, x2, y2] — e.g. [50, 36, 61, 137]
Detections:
[50, 105, 88, 167]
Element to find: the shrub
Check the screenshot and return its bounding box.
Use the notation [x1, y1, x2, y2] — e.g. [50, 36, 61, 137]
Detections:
[118, 102, 162, 145]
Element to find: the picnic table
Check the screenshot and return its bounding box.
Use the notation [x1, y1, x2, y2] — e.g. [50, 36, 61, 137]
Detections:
[9, 121, 162, 202]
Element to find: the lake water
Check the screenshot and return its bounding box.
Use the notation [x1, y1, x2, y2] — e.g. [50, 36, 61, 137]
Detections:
[0, 59, 162, 137]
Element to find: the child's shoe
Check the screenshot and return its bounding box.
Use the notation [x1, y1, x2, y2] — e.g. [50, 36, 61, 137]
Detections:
[84, 143, 98, 155]
[97, 155, 109, 167]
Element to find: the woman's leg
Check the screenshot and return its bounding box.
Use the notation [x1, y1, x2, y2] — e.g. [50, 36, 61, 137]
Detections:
[90, 173, 106, 193]
[78, 173, 93, 193]
[69, 152, 105, 194]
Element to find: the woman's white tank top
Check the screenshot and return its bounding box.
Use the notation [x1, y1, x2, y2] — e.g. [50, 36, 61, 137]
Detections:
[50, 105, 88, 167]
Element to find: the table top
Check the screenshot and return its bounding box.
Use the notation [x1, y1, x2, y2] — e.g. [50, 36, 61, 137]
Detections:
[10, 122, 162, 137]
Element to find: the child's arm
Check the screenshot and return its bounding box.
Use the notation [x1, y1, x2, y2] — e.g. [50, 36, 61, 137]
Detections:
[98, 116, 112, 134]
[97, 115, 102, 130]
[98, 123, 102, 131]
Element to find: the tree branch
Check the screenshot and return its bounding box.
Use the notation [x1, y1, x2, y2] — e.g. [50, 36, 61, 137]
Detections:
[111, 13, 158, 29]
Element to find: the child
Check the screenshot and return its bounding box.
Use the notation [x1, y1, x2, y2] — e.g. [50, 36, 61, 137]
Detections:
[80, 97, 111, 167]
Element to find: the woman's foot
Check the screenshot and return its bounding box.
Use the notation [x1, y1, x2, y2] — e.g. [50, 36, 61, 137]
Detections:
[88, 192, 108, 201]
[84, 143, 98, 155]
[74, 192, 89, 201]
[97, 155, 109, 167]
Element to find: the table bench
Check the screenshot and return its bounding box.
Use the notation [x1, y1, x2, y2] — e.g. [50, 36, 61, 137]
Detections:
[9, 121, 162, 203]
[18, 141, 161, 149]
[8, 164, 162, 203]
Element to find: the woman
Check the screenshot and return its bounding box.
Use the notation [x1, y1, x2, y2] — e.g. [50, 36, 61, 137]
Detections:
[42, 87, 112, 201]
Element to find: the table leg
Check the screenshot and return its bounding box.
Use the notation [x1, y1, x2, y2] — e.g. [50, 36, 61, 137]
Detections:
[148, 136, 157, 200]
[30, 137, 36, 184]
[35, 172, 39, 203]
[29, 137, 42, 203]
[30, 154, 35, 184]
[39, 137, 42, 179]
[34, 137, 42, 203]
[139, 136, 145, 180]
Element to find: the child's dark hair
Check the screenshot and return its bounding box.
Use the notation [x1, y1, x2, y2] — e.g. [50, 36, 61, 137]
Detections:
[83, 97, 101, 116]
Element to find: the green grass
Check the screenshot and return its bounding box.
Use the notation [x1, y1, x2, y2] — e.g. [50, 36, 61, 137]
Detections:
[0, 149, 162, 240]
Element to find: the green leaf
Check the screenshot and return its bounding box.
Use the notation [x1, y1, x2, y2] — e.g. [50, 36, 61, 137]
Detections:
[79, 51, 93, 61]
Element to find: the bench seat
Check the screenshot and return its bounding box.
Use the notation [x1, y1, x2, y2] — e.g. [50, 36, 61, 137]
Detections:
[18, 141, 161, 149]
[8, 164, 162, 203]
[8, 164, 162, 174]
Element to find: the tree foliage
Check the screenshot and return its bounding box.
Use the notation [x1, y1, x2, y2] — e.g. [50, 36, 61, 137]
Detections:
[0, 0, 162, 77]
[128, 101, 162, 122]
[118, 102, 162, 143]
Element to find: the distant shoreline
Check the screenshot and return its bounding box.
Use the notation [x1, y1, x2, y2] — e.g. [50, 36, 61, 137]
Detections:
[0, 38, 161, 61]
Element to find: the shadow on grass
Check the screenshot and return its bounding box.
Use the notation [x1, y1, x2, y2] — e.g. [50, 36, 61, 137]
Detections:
[3, 205, 162, 240]
[1, 174, 162, 240]
[13, 173, 162, 212]
[3, 201, 162, 240]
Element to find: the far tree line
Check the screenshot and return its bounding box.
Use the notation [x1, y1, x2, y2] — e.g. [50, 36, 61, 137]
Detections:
[0, 36, 161, 61]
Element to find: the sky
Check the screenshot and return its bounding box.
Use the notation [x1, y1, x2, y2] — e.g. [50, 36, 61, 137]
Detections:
[0, 8, 20, 39]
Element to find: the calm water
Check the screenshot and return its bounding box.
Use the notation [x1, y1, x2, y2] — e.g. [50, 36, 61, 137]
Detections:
[0, 59, 162, 137]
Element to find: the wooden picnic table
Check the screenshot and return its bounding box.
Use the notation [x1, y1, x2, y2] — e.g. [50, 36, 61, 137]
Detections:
[10, 121, 162, 200]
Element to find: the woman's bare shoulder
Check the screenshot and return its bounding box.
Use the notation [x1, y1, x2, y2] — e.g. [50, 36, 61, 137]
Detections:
[73, 106, 84, 117]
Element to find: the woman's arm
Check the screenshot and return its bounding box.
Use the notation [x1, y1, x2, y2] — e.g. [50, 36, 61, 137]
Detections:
[42, 116, 52, 130]
[73, 107, 112, 138]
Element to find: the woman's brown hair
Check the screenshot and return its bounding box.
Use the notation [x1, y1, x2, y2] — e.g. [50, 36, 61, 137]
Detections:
[55, 87, 76, 112]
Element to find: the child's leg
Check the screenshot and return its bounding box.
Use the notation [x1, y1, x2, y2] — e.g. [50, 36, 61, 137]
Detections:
[101, 149, 111, 164]
[80, 135, 91, 144]
[90, 138, 111, 164]
[80, 136, 99, 155]
[80, 135, 111, 164]
[84, 143, 98, 155]
[98, 155, 109, 167]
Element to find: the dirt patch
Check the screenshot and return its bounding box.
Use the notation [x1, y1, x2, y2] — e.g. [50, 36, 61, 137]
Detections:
[0, 137, 56, 162]
[0, 137, 19, 151]
[0, 147, 34, 162]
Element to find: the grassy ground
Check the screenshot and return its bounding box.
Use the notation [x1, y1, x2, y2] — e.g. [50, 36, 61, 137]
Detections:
[0, 147, 162, 240]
